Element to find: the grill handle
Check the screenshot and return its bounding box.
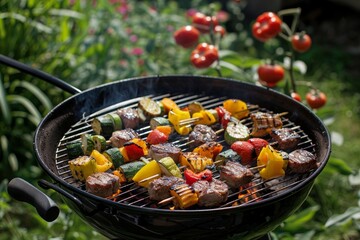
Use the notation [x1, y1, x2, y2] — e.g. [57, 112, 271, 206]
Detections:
[0, 54, 81, 95]
[7, 178, 60, 222]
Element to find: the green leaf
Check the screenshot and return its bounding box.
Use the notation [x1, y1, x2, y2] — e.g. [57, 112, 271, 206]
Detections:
[325, 207, 360, 228]
[281, 205, 320, 232]
[0, 136, 9, 164]
[10, 81, 53, 112]
[0, 74, 11, 125]
[6, 95, 42, 124]
[327, 157, 353, 176]
[8, 153, 18, 172]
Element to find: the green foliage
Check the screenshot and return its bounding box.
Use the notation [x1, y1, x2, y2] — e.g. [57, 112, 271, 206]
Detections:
[0, 0, 359, 239]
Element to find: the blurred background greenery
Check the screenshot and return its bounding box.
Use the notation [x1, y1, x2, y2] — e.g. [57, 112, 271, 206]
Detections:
[1, 0, 360, 239]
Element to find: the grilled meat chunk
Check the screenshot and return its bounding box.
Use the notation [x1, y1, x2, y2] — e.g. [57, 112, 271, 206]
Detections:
[116, 108, 140, 129]
[192, 179, 229, 207]
[188, 124, 217, 147]
[250, 112, 283, 137]
[270, 128, 301, 151]
[149, 143, 182, 163]
[288, 149, 317, 173]
[148, 176, 185, 201]
[219, 161, 254, 189]
[109, 128, 139, 147]
[86, 172, 120, 198]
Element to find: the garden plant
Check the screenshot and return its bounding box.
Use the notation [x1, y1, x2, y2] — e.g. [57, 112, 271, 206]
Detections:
[1, 1, 360, 239]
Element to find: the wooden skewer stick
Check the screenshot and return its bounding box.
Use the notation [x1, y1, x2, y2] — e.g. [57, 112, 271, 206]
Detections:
[138, 173, 161, 183]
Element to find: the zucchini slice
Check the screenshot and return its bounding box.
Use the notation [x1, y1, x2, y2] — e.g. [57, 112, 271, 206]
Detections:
[224, 122, 250, 145]
[92, 135, 107, 152]
[118, 161, 146, 181]
[91, 115, 114, 138]
[81, 134, 95, 155]
[103, 148, 125, 168]
[66, 141, 83, 159]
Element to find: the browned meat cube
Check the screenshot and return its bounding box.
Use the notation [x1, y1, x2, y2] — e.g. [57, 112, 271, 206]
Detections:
[270, 128, 301, 151]
[148, 176, 185, 201]
[148, 143, 182, 163]
[109, 128, 139, 147]
[219, 161, 254, 189]
[192, 179, 229, 207]
[188, 124, 217, 147]
[86, 172, 120, 198]
[116, 108, 140, 129]
[288, 149, 317, 173]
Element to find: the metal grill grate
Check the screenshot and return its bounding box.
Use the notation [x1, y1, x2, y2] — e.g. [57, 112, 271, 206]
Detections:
[55, 93, 316, 209]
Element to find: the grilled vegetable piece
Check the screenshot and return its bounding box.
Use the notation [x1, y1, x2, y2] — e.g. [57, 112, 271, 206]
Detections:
[193, 141, 223, 160]
[148, 176, 185, 201]
[91, 115, 115, 138]
[180, 152, 214, 173]
[92, 135, 107, 152]
[68, 156, 96, 181]
[224, 121, 250, 145]
[250, 112, 283, 137]
[193, 110, 217, 125]
[161, 97, 179, 113]
[109, 128, 139, 148]
[116, 108, 140, 129]
[85, 172, 120, 198]
[148, 143, 182, 163]
[81, 133, 95, 155]
[138, 97, 162, 119]
[103, 147, 124, 168]
[219, 161, 254, 189]
[66, 141, 83, 159]
[132, 160, 162, 187]
[146, 129, 169, 145]
[188, 101, 204, 115]
[270, 128, 301, 151]
[192, 178, 229, 207]
[107, 112, 123, 130]
[184, 168, 212, 185]
[215, 149, 241, 166]
[158, 157, 182, 178]
[90, 150, 113, 172]
[188, 124, 217, 147]
[223, 99, 249, 120]
[123, 141, 146, 162]
[230, 141, 255, 166]
[170, 183, 199, 209]
[150, 117, 171, 129]
[118, 161, 146, 181]
[168, 108, 192, 135]
[288, 149, 317, 173]
[257, 145, 286, 180]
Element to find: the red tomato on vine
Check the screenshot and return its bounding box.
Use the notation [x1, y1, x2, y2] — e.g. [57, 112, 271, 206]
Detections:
[291, 92, 302, 102]
[257, 64, 285, 87]
[190, 43, 219, 68]
[192, 12, 218, 33]
[291, 32, 312, 53]
[252, 12, 282, 42]
[173, 25, 200, 48]
[306, 89, 327, 109]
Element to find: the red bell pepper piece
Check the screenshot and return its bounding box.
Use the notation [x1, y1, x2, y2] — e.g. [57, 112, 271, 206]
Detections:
[146, 129, 169, 145]
[215, 106, 231, 128]
[123, 141, 144, 161]
[184, 168, 213, 185]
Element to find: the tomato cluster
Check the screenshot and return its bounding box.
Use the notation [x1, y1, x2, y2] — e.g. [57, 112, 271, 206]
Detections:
[173, 11, 224, 68]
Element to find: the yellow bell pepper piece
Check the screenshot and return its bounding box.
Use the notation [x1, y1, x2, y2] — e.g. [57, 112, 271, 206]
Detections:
[68, 156, 96, 181]
[193, 110, 217, 125]
[90, 150, 113, 172]
[257, 145, 285, 180]
[132, 160, 161, 188]
[223, 99, 249, 120]
[168, 108, 192, 135]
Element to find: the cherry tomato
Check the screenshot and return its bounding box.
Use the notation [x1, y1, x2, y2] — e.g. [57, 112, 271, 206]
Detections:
[291, 92, 302, 102]
[190, 43, 219, 68]
[252, 12, 282, 42]
[306, 89, 327, 109]
[192, 12, 218, 33]
[214, 25, 226, 37]
[146, 129, 168, 145]
[257, 64, 285, 87]
[173, 25, 200, 48]
[291, 32, 312, 53]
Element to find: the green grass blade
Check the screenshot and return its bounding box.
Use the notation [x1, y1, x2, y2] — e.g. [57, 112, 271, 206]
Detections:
[0, 74, 11, 125]
[10, 80, 53, 112]
[6, 95, 42, 124]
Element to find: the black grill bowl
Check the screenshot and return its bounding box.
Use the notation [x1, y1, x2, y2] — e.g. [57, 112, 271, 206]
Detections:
[34, 75, 330, 240]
